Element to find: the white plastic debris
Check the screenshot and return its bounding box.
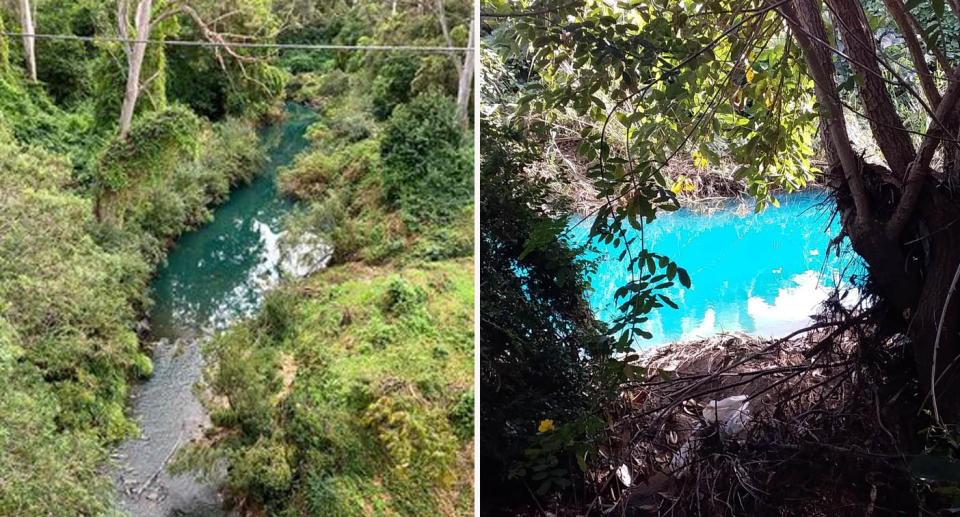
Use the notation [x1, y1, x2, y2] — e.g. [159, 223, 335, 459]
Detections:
[616, 464, 632, 487]
[702, 395, 752, 438]
[669, 440, 692, 475]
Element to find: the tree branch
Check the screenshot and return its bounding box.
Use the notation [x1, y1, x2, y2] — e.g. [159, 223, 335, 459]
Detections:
[881, 0, 942, 107]
[887, 66, 960, 238]
[825, 0, 916, 177]
[774, 0, 873, 222]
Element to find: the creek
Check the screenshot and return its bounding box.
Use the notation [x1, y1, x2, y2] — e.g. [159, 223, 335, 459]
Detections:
[568, 191, 864, 348]
[112, 104, 317, 516]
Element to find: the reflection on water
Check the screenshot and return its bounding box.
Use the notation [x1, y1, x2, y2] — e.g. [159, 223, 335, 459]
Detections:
[114, 104, 318, 516]
[568, 191, 863, 347]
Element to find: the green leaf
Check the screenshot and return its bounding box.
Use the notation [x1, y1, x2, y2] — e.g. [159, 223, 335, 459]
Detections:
[677, 268, 691, 288]
[659, 294, 678, 309]
[933, 0, 945, 18]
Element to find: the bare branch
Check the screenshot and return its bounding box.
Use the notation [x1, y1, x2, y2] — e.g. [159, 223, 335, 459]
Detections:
[178, 5, 259, 63]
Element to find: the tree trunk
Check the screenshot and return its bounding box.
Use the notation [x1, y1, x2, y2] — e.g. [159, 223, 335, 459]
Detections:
[777, 0, 960, 422]
[118, 0, 153, 140]
[826, 0, 916, 177]
[456, 16, 474, 124]
[19, 0, 35, 82]
[910, 190, 960, 423]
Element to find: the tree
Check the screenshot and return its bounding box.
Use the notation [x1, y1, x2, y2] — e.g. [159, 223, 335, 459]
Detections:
[485, 0, 960, 422]
[479, 121, 609, 504]
[434, 0, 474, 123]
[18, 0, 35, 81]
[115, 0, 277, 139]
[456, 15, 474, 123]
[117, 0, 152, 139]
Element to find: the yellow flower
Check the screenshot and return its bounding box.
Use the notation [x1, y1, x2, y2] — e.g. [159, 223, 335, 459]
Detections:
[538, 419, 555, 433]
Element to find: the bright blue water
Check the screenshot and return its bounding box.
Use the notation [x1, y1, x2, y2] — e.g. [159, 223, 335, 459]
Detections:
[567, 191, 864, 347]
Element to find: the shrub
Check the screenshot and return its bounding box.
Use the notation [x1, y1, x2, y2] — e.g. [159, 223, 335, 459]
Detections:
[97, 105, 201, 192]
[278, 138, 379, 199]
[383, 276, 427, 315]
[380, 92, 472, 229]
[412, 207, 474, 261]
[370, 56, 419, 120]
[229, 438, 294, 500]
[289, 69, 350, 103]
[480, 123, 610, 506]
[411, 55, 458, 98]
[449, 389, 474, 441]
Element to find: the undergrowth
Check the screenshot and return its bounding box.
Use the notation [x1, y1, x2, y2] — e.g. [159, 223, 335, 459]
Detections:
[173, 260, 475, 515]
[0, 24, 274, 512]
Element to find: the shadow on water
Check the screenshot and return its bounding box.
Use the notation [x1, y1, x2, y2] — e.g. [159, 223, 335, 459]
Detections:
[113, 104, 317, 516]
[567, 191, 866, 348]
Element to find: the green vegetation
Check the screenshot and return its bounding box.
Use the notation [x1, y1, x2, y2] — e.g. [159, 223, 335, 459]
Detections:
[480, 122, 612, 506]
[0, 0, 472, 513]
[0, 1, 287, 513]
[164, 1, 474, 515]
[482, 0, 960, 513]
[175, 260, 474, 515]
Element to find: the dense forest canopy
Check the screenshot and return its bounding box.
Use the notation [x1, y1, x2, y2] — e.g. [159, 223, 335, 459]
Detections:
[482, 0, 960, 513]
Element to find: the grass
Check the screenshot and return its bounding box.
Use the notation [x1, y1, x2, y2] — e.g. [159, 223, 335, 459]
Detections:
[175, 258, 475, 516]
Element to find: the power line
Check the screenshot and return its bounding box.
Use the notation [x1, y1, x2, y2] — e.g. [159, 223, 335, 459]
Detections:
[0, 32, 472, 53]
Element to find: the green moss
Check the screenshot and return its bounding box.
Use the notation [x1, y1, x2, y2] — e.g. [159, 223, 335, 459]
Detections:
[133, 353, 154, 379]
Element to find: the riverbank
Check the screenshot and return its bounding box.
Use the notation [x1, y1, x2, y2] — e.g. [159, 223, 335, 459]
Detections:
[167, 19, 474, 512]
[529, 137, 828, 216]
[519, 326, 920, 516]
[0, 67, 277, 514]
[173, 258, 475, 515]
[111, 103, 318, 515]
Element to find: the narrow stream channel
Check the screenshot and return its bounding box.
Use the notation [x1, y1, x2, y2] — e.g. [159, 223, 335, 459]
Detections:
[113, 104, 317, 516]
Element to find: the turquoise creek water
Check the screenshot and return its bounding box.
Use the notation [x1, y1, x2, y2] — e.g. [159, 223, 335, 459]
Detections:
[567, 191, 864, 348]
[113, 104, 317, 516]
